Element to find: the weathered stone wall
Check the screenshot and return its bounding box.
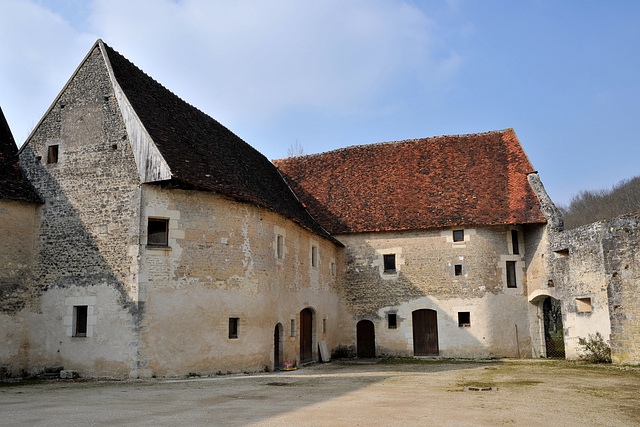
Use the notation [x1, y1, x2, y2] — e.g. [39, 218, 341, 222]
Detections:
[137, 185, 347, 376]
[17, 45, 143, 376]
[602, 214, 640, 364]
[334, 224, 539, 358]
[0, 200, 37, 377]
[546, 213, 640, 363]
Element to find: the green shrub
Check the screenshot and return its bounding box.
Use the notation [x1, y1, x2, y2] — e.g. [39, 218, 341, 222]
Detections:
[577, 332, 611, 363]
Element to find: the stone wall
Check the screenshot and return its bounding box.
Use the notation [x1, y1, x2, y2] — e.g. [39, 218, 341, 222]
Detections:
[547, 213, 640, 363]
[602, 214, 640, 364]
[0, 200, 37, 377]
[17, 45, 143, 376]
[136, 185, 347, 376]
[334, 224, 540, 358]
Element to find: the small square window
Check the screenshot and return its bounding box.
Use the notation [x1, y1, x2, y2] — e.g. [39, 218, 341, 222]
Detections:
[576, 297, 592, 313]
[383, 254, 396, 273]
[458, 312, 471, 327]
[73, 305, 88, 337]
[511, 230, 520, 255]
[453, 229, 464, 242]
[311, 245, 318, 267]
[454, 264, 463, 276]
[148, 218, 169, 247]
[276, 234, 284, 259]
[228, 318, 239, 339]
[47, 145, 59, 164]
[506, 261, 517, 288]
[388, 313, 397, 329]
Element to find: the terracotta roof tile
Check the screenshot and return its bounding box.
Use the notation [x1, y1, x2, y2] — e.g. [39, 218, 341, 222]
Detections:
[274, 129, 546, 234]
[0, 107, 41, 203]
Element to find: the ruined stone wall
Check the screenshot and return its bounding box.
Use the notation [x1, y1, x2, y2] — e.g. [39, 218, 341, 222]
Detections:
[602, 214, 640, 364]
[0, 200, 37, 377]
[17, 45, 142, 376]
[334, 224, 540, 358]
[547, 213, 640, 363]
[137, 185, 347, 376]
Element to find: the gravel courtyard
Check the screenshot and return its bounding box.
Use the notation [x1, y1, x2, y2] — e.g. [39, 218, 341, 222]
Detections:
[1, 359, 638, 426]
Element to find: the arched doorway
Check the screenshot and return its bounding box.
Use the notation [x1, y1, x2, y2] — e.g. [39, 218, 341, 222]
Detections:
[413, 309, 439, 356]
[299, 308, 314, 363]
[274, 323, 283, 370]
[357, 320, 376, 358]
[543, 297, 565, 358]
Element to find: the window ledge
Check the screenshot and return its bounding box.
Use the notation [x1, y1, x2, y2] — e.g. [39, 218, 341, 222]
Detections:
[383, 270, 397, 274]
[146, 244, 172, 251]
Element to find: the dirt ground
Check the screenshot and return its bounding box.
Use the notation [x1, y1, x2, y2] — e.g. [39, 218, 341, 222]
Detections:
[1, 359, 639, 426]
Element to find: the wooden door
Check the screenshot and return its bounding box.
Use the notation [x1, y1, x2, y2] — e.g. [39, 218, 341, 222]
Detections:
[300, 308, 313, 363]
[357, 320, 376, 358]
[413, 309, 439, 356]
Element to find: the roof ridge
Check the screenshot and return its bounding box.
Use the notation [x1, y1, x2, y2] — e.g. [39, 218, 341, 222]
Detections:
[274, 128, 515, 162]
[101, 41, 212, 121]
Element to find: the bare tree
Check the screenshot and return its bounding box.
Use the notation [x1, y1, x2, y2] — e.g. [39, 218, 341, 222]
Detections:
[287, 139, 305, 157]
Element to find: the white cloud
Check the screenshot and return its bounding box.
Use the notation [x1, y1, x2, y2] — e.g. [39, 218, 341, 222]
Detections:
[86, 0, 457, 123]
[0, 0, 96, 143]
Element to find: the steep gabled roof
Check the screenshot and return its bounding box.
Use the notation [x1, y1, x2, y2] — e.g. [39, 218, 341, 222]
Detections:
[96, 41, 333, 241]
[0, 107, 41, 203]
[274, 129, 546, 234]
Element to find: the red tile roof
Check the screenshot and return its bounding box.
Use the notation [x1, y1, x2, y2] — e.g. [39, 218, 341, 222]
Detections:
[274, 129, 546, 234]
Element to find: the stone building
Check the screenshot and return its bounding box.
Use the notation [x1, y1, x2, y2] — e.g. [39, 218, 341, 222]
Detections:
[0, 40, 637, 377]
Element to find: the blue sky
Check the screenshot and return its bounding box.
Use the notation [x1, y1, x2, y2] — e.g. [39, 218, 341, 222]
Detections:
[1, 0, 638, 205]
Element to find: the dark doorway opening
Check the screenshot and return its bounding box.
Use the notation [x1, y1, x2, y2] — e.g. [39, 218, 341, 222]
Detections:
[274, 323, 283, 370]
[543, 297, 565, 358]
[413, 309, 439, 356]
[357, 320, 376, 358]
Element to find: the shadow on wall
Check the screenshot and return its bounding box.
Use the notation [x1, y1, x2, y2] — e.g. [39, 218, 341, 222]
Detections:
[18, 143, 145, 375]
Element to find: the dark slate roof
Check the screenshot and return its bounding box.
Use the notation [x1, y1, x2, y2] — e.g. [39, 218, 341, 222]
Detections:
[0, 107, 41, 203]
[273, 129, 546, 234]
[100, 42, 333, 241]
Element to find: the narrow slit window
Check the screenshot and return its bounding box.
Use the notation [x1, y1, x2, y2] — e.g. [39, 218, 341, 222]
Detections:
[388, 313, 397, 329]
[311, 245, 318, 267]
[228, 318, 239, 339]
[511, 230, 520, 255]
[453, 229, 464, 242]
[276, 235, 284, 259]
[383, 254, 396, 273]
[47, 145, 59, 164]
[147, 218, 169, 247]
[74, 305, 88, 337]
[322, 318, 327, 334]
[290, 319, 295, 337]
[454, 264, 463, 276]
[506, 261, 517, 288]
[458, 312, 471, 327]
[330, 262, 336, 277]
